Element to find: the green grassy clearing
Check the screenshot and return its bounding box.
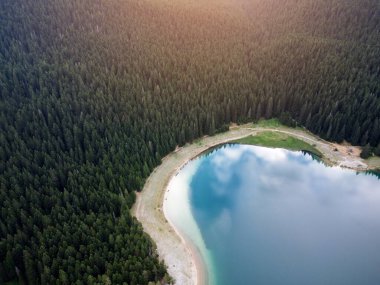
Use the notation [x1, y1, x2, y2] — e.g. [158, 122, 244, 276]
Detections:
[253, 118, 283, 128]
[234, 131, 322, 157]
[366, 156, 380, 169]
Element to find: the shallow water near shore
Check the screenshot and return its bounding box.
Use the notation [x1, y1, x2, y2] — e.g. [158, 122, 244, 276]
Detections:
[166, 144, 380, 285]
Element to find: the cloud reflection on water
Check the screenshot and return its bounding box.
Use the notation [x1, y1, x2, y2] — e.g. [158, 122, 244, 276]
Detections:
[188, 144, 380, 285]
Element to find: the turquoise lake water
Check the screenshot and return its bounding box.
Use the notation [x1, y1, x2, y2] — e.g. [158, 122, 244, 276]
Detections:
[171, 144, 380, 285]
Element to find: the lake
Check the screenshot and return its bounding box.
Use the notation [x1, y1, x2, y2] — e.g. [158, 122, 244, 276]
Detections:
[165, 144, 380, 285]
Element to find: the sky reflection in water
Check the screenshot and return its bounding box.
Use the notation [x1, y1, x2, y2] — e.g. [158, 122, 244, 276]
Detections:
[189, 145, 380, 285]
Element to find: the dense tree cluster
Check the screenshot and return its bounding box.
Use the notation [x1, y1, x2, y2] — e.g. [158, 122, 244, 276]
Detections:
[0, 0, 379, 284]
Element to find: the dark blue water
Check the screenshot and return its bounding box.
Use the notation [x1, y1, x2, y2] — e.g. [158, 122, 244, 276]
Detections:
[189, 144, 380, 285]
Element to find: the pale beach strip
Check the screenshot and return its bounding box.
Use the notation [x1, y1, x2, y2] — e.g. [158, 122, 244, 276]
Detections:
[131, 127, 256, 285]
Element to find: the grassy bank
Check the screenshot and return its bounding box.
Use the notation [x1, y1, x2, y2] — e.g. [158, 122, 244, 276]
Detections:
[234, 131, 322, 157]
[253, 118, 283, 128]
[367, 156, 380, 169]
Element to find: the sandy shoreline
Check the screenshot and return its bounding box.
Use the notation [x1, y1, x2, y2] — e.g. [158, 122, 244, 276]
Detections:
[131, 124, 377, 285]
[131, 127, 256, 285]
[163, 160, 208, 285]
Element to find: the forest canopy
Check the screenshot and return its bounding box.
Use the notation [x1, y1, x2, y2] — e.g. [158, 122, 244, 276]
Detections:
[0, 0, 379, 284]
